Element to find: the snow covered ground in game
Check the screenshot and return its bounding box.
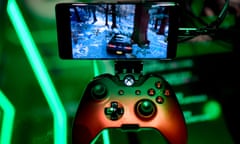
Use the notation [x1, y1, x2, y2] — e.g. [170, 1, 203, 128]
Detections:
[71, 10, 168, 59]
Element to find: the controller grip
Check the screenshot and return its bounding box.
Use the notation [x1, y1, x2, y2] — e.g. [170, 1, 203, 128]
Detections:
[72, 123, 100, 144]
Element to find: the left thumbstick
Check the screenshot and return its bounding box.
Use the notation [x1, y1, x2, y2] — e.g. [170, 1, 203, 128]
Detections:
[91, 83, 107, 100]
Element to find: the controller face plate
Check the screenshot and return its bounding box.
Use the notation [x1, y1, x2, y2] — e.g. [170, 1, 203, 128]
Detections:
[72, 73, 187, 144]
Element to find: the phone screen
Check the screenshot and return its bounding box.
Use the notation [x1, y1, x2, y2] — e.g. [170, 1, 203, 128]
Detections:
[55, 2, 179, 60]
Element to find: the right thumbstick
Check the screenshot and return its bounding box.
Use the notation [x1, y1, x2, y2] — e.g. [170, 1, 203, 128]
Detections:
[136, 99, 156, 119]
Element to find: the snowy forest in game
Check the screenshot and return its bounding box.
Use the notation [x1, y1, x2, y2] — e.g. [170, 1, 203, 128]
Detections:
[70, 4, 170, 59]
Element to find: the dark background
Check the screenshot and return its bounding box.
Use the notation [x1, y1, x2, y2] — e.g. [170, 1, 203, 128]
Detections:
[1, 0, 239, 143]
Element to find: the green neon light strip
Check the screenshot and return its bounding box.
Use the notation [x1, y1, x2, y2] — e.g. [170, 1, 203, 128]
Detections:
[203, 100, 221, 120]
[163, 71, 196, 86]
[93, 60, 100, 77]
[176, 92, 208, 105]
[102, 129, 110, 144]
[6, 1, 67, 144]
[182, 100, 222, 124]
[0, 90, 15, 144]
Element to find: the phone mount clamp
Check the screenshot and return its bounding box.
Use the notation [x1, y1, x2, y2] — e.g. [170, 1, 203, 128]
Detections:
[114, 60, 143, 86]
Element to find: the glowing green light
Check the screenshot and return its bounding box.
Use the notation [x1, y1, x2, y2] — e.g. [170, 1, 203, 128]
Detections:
[102, 129, 110, 144]
[183, 100, 222, 124]
[7, 1, 67, 144]
[91, 129, 110, 144]
[163, 71, 195, 86]
[0, 90, 15, 144]
[203, 100, 222, 120]
[176, 93, 208, 105]
[93, 60, 100, 77]
[191, 0, 204, 17]
[178, 28, 198, 31]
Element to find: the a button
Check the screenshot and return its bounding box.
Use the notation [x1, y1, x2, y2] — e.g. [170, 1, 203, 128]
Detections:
[156, 96, 164, 104]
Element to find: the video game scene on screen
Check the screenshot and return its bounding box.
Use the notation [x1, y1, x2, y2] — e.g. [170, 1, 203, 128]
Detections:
[70, 4, 169, 59]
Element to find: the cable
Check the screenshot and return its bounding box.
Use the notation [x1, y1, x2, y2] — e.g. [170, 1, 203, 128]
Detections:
[178, 0, 230, 42]
[207, 0, 230, 28]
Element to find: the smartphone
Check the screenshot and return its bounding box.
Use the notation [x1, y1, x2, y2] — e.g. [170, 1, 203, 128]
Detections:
[55, 2, 179, 60]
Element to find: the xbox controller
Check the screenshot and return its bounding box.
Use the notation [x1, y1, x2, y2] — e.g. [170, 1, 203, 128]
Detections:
[72, 73, 187, 144]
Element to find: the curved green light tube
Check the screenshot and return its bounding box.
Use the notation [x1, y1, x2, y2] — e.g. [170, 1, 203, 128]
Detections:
[0, 90, 15, 144]
[6, 0, 67, 144]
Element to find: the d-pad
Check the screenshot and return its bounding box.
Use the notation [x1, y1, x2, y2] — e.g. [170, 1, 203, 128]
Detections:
[104, 102, 124, 120]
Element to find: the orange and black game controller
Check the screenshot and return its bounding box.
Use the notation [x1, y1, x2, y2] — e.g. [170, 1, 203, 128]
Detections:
[72, 73, 187, 144]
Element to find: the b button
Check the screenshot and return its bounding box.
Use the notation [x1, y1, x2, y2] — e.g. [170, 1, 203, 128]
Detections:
[156, 96, 164, 104]
[164, 89, 171, 96]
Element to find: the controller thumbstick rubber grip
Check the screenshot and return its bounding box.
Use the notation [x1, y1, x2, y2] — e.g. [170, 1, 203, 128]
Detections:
[136, 99, 156, 119]
[139, 100, 154, 116]
[91, 83, 107, 100]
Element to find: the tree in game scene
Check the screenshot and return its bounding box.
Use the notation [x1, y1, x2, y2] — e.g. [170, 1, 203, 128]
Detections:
[111, 4, 117, 29]
[90, 6, 97, 23]
[155, 7, 169, 35]
[131, 4, 151, 47]
[73, 7, 81, 22]
[105, 4, 109, 26]
[103, 4, 117, 28]
[158, 16, 168, 35]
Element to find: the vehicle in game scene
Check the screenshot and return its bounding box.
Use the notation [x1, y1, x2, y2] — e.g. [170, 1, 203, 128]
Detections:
[106, 34, 133, 55]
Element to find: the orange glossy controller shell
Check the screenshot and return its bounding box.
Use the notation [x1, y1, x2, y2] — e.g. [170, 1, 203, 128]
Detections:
[72, 74, 187, 144]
